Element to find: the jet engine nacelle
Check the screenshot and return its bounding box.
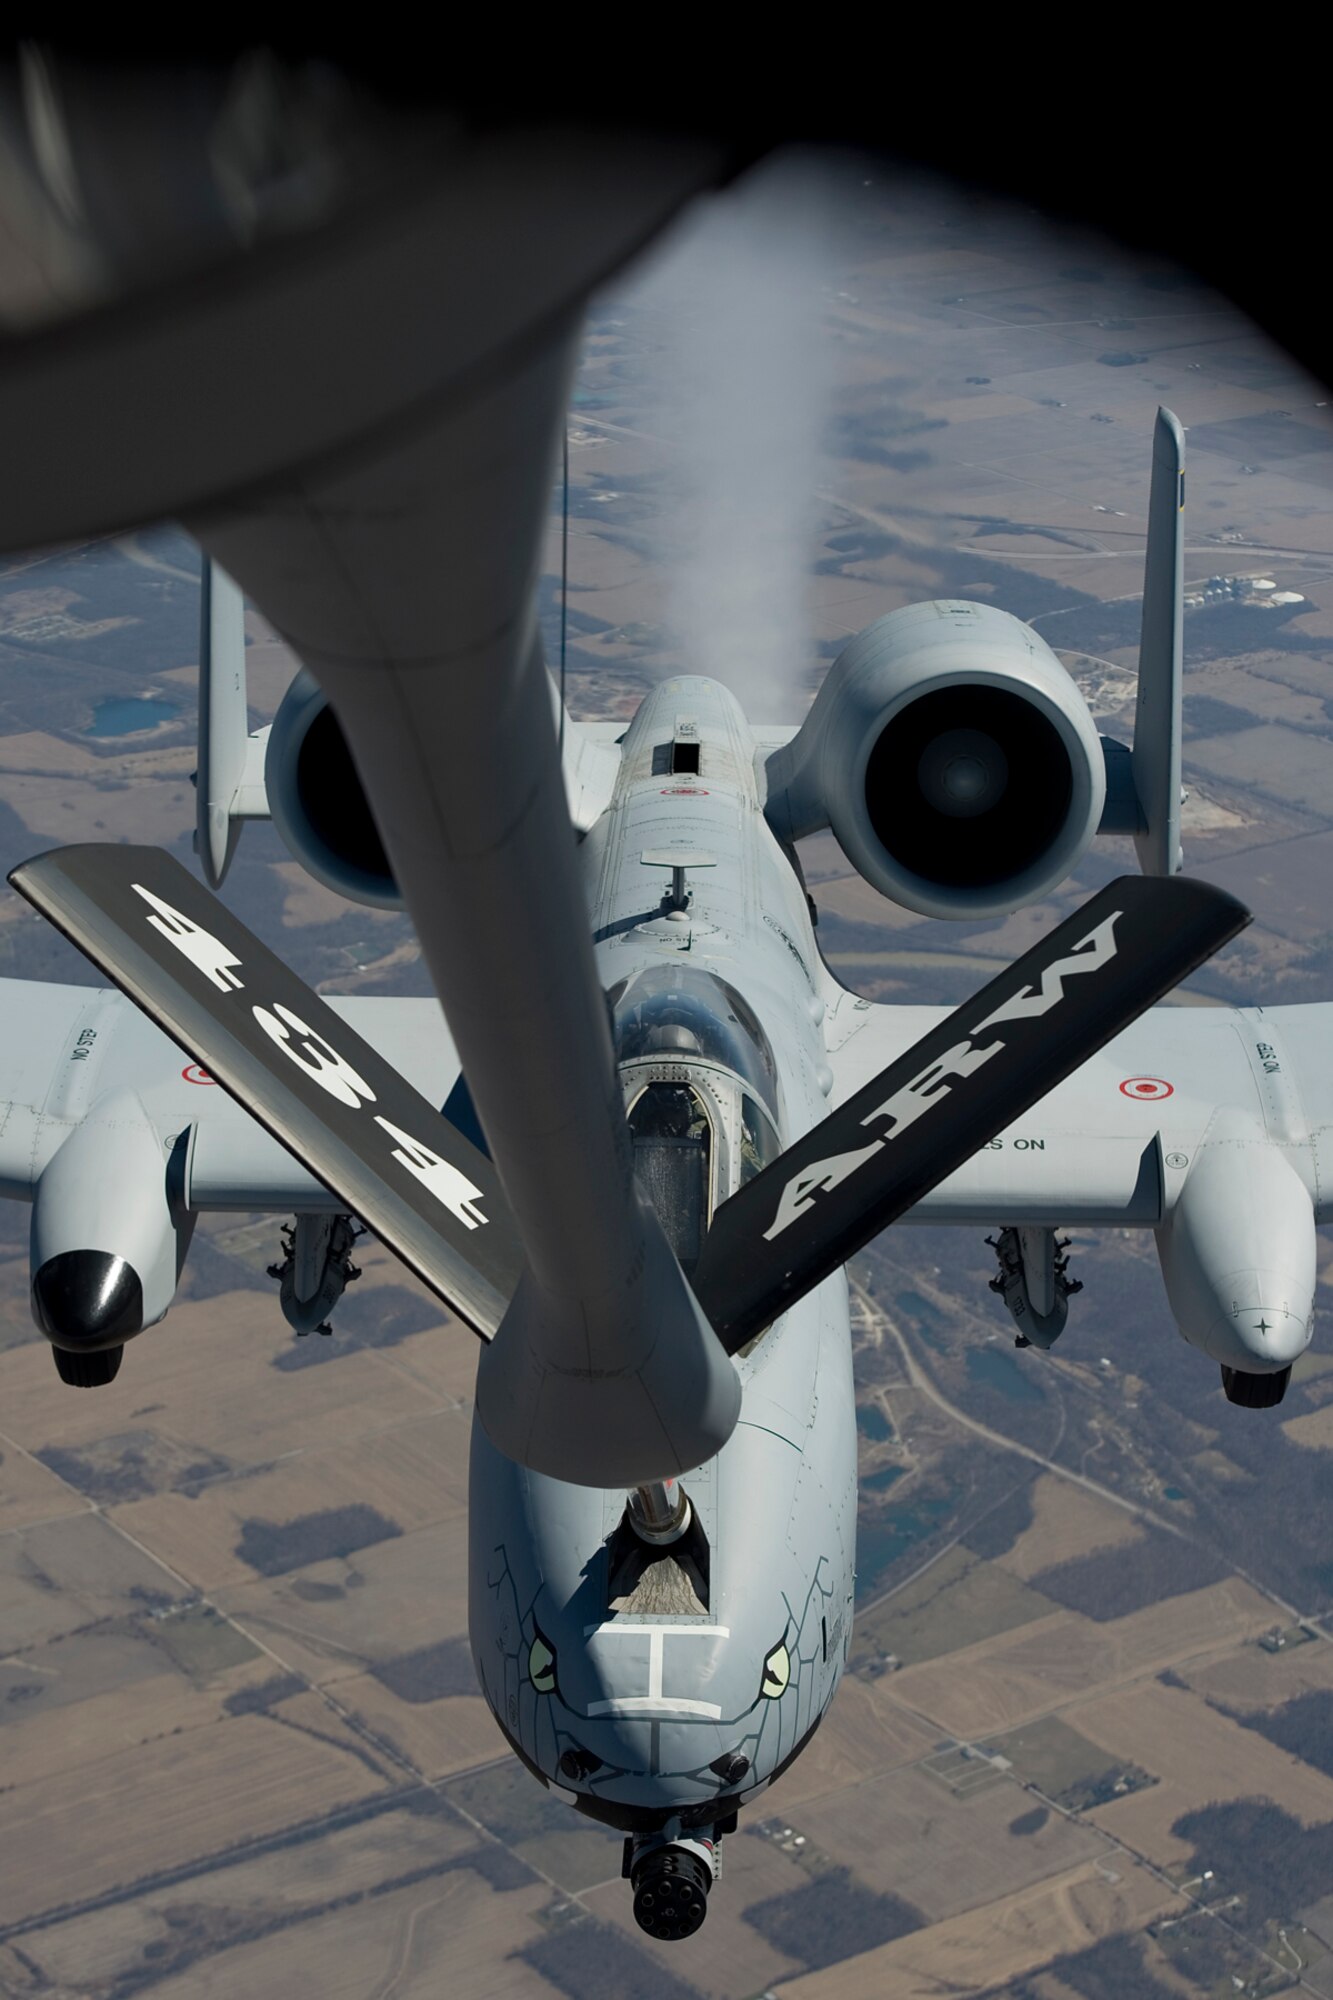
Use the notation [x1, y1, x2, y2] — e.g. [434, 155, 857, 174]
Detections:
[1156, 1108, 1314, 1396]
[30, 1090, 191, 1383]
[265, 670, 401, 909]
[763, 602, 1106, 920]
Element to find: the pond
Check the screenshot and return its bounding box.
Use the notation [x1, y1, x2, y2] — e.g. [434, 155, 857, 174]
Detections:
[87, 696, 178, 737]
[965, 1345, 1045, 1405]
[856, 1489, 959, 1601]
[857, 1404, 892, 1442]
[897, 1289, 947, 1349]
[862, 1465, 904, 1494]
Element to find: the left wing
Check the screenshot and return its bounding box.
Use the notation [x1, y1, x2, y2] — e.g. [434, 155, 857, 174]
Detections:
[9, 846, 523, 1339]
[0, 978, 467, 1212]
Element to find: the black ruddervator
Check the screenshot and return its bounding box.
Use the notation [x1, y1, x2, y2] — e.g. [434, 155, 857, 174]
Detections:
[694, 874, 1248, 1352]
[10, 848, 1248, 1353]
[10, 844, 523, 1342]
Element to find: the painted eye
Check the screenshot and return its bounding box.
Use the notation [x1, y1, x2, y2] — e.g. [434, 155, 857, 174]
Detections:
[760, 1638, 790, 1700]
[529, 1632, 557, 1696]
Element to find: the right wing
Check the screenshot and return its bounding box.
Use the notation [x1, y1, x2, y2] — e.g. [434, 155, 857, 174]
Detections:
[694, 875, 1249, 1352]
[824, 989, 1333, 1229]
[0, 979, 468, 1214]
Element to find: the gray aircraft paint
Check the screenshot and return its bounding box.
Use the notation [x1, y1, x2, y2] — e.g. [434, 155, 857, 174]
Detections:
[0, 672, 1319, 1828]
[762, 599, 1107, 919]
[30, 1087, 188, 1339]
[471, 674, 856, 1827]
[14, 974, 1332, 1223]
[195, 560, 249, 890]
[0, 403, 1315, 1841]
[0, 66, 1293, 1909]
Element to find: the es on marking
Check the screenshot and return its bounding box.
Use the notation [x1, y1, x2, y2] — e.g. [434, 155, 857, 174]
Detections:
[1119, 1076, 1173, 1101]
[182, 1063, 215, 1085]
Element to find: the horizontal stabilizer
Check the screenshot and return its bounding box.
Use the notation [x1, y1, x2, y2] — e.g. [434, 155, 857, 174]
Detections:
[9, 845, 522, 1339]
[694, 874, 1249, 1352]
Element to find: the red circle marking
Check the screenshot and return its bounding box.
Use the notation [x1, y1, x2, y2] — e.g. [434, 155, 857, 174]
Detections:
[1119, 1076, 1173, 1100]
[182, 1063, 215, 1085]
[659, 786, 710, 795]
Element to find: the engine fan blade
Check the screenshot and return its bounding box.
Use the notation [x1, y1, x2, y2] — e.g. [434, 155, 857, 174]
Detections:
[10, 844, 523, 1340]
[693, 874, 1248, 1353]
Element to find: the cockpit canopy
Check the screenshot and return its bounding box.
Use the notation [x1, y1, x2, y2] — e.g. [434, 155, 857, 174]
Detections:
[610, 969, 782, 1278]
[609, 967, 781, 1118]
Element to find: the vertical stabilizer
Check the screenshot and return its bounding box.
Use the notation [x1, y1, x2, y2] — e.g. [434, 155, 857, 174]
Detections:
[1132, 408, 1186, 877]
[196, 560, 248, 888]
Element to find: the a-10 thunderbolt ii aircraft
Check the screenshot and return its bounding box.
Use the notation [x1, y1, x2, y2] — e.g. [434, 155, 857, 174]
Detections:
[0, 64, 1320, 1943]
[1, 406, 1329, 1940]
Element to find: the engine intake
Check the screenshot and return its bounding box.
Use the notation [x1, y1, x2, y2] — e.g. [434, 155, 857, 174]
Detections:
[764, 602, 1106, 920]
[266, 671, 400, 909]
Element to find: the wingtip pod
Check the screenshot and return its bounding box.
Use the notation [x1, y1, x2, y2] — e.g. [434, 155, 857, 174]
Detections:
[30, 1087, 189, 1375]
[1157, 1106, 1315, 1380]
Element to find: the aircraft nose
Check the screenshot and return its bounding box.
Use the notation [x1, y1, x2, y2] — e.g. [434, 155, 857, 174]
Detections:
[31, 1251, 144, 1349]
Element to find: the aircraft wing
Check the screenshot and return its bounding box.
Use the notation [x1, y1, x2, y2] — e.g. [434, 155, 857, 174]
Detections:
[0, 976, 471, 1211]
[7, 847, 524, 1339]
[823, 986, 1333, 1226]
[8, 849, 1249, 1367]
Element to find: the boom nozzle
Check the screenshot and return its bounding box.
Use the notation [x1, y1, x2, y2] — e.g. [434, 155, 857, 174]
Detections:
[629, 1479, 691, 1545]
